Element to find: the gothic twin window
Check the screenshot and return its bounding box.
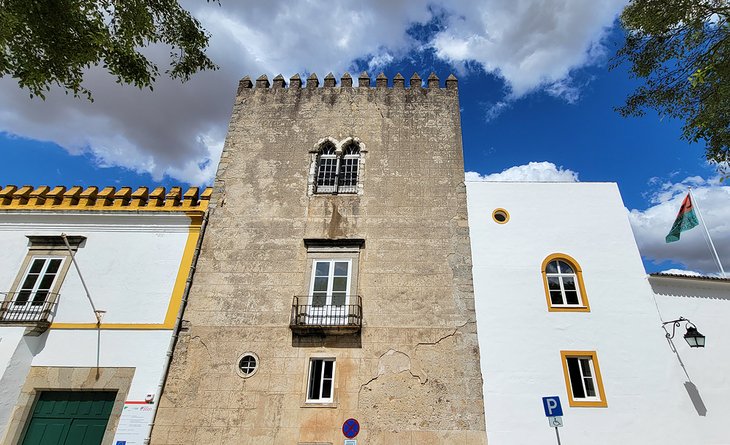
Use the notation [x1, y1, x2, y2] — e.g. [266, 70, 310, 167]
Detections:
[315, 141, 360, 194]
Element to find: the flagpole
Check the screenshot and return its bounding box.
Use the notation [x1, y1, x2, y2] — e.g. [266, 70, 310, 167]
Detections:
[688, 188, 726, 277]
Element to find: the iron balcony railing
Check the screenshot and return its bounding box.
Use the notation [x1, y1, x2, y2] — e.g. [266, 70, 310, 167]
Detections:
[0, 292, 58, 325]
[290, 295, 362, 334]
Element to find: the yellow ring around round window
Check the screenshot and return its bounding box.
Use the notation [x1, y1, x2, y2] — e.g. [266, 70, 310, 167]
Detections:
[492, 208, 510, 224]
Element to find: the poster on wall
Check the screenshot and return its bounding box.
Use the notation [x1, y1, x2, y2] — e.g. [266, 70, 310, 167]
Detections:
[113, 402, 155, 445]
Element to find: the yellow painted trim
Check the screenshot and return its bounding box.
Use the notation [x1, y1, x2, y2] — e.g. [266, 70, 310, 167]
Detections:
[491, 208, 510, 224]
[0, 185, 212, 213]
[162, 215, 201, 328]
[50, 323, 168, 330]
[50, 214, 203, 331]
[560, 350, 608, 408]
[541, 253, 590, 313]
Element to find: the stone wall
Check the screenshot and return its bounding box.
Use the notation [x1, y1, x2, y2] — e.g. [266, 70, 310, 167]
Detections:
[151, 73, 487, 445]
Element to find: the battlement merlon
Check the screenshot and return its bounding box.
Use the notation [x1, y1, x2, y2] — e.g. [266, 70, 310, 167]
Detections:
[236, 72, 458, 93]
[0, 185, 212, 213]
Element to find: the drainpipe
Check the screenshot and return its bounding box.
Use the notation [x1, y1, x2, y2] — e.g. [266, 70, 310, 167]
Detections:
[143, 209, 209, 445]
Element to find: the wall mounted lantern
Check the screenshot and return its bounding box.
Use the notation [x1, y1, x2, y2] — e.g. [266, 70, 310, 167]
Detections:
[662, 317, 706, 348]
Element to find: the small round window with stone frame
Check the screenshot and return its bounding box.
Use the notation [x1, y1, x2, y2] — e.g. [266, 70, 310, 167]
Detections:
[237, 353, 259, 378]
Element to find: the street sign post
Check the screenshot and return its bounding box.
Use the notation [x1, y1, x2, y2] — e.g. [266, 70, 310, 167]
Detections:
[342, 418, 360, 439]
[548, 416, 563, 427]
[542, 396, 563, 417]
[542, 396, 564, 445]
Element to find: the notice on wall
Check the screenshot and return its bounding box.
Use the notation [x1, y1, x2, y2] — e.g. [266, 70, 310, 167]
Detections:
[113, 402, 155, 445]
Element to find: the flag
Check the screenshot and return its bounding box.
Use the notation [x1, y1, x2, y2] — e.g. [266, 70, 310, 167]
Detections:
[665, 193, 699, 243]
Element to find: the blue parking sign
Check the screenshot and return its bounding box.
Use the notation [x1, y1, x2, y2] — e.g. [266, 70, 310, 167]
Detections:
[542, 396, 563, 417]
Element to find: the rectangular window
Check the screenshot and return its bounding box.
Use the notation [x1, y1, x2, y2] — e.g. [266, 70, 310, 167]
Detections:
[15, 257, 64, 306]
[306, 256, 353, 327]
[560, 351, 607, 407]
[1, 236, 83, 324]
[307, 358, 335, 403]
[291, 240, 363, 333]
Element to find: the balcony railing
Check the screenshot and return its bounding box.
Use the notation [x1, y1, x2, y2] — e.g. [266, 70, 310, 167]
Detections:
[0, 292, 58, 326]
[290, 295, 362, 335]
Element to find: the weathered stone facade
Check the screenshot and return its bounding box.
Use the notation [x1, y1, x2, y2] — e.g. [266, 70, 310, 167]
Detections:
[151, 72, 487, 444]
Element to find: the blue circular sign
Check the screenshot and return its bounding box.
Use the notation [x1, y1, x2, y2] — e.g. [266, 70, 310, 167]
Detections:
[342, 418, 360, 438]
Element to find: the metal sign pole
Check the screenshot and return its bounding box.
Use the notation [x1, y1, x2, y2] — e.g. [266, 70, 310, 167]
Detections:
[555, 426, 562, 445]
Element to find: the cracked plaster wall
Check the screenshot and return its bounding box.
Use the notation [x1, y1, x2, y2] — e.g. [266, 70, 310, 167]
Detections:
[151, 80, 487, 445]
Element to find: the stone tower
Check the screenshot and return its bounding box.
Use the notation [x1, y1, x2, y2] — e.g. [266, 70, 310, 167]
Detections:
[151, 72, 487, 444]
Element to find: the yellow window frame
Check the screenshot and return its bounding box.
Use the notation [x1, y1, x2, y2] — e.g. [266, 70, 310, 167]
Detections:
[541, 253, 590, 312]
[560, 350, 607, 407]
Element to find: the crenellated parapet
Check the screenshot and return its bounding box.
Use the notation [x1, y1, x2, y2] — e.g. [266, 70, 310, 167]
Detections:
[237, 71, 458, 93]
[0, 185, 212, 214]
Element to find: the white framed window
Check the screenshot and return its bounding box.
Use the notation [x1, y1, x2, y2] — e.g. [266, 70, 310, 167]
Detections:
[14, 257, 64, 307]
[306, 358, 335, 403]
[561, 351, 607, 407]
[310, 260, 351, 306]
[1, 236, 82, 324]
[542, 254, 590, 312]
[314, 141, 360, 194]
[307, 259, 351, 325]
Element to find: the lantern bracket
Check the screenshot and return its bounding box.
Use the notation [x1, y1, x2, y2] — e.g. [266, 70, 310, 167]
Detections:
[662, 317, 694, 340]
[662, 316, 705, 348]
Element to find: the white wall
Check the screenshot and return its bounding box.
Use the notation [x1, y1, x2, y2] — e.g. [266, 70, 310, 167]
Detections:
[467, 182, 728, 445]
[0, 328, 32, 433]
[32, 329, 174, 401]
[0, 213, 190, 324]
[0, 211, 192, 440]
[650, 276, 730, 443]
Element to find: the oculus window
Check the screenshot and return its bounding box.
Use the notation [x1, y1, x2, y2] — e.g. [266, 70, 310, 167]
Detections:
[236, 352, 259, 378]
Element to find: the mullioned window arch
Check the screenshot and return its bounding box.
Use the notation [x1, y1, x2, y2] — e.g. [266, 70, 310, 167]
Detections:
[541, 253, 590, 312]
[308, 137, 365, 195]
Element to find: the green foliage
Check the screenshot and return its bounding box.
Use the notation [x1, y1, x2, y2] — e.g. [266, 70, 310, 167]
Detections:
[614, 0, 729, 169]
[0, 0, 217, 100]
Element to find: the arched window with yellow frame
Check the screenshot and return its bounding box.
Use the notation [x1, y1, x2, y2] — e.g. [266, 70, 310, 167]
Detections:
[541, 253, 589, 312]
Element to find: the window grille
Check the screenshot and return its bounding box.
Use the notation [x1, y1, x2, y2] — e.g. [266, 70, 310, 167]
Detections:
[315, 142, 360, 194]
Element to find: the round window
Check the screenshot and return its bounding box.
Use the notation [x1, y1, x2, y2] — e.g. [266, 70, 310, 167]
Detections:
[236, 352, 259, 378]
[492, 208, 510, 224]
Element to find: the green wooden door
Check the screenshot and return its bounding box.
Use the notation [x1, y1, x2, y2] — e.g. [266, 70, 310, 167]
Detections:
[22, 391, 117, 445]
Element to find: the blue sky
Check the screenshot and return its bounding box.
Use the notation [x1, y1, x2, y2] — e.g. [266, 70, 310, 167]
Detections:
[0, 1, 727, 275]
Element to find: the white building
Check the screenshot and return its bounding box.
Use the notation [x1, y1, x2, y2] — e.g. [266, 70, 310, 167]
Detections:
[0, 185, 210, 445]
[467, 181, 730, 445]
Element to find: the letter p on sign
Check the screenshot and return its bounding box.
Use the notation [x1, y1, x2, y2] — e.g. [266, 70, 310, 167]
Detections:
[542, 396, 563, 417]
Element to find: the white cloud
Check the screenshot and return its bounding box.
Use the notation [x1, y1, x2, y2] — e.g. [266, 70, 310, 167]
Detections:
[629, 176, 730, 274]
[485, 101, 511, 122]
[658, 269, 703, 276]
[0, 1, 627, 184]
[466, 161, 579, 182]
[431, 0, 626, 98]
